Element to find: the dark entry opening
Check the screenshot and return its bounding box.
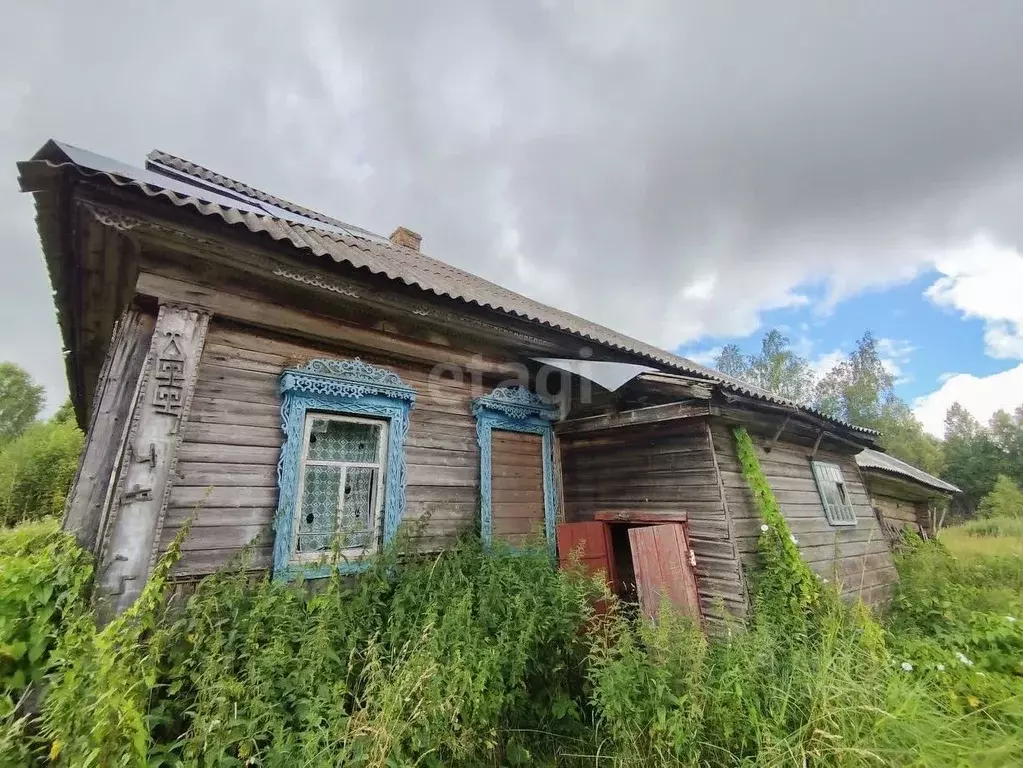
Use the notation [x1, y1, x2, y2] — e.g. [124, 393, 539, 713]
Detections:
[556, 512, 701, 624]
[608, 523, 640, 603]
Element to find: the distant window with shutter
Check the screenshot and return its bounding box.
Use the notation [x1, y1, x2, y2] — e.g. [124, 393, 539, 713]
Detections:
[811, 460, 857, 526]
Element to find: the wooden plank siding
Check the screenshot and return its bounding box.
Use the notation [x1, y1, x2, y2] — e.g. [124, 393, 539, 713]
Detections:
[709, 421, 897, 606]
[160, 320, 496, 577]
[491, 431, 546, 545]
[873, 493, 930, 534]
[559, 420, 747, 624]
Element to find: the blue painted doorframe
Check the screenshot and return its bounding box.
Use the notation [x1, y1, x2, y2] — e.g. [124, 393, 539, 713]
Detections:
[471, 386, 559, 552]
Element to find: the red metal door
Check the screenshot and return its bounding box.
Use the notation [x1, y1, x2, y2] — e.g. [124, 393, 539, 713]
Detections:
[628, 523, 701, 623]
[557, 521, 618, 590]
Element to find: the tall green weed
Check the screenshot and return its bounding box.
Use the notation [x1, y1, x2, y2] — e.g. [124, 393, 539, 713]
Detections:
[4, 425, 1023, 765]
[0, 421, 83, 527]
[40, 535, 597, 767]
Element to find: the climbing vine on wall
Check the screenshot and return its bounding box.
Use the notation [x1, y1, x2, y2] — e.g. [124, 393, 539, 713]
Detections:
[732, 426, 821, 629]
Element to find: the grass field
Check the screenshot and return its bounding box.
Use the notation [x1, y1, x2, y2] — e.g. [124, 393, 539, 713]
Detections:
[941, 516, 1023, 558]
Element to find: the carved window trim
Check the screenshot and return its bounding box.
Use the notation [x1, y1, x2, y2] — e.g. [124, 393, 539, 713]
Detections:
[471, 386, 559, 553]
[273, 358, 415, 580]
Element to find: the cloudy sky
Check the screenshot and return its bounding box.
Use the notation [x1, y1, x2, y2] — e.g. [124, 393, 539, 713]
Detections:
[2, 2, 1023, 435]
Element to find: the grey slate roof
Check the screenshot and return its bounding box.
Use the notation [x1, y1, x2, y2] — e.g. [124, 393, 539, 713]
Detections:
[20, 140, 880, 439]
[856, 448, 960, 494]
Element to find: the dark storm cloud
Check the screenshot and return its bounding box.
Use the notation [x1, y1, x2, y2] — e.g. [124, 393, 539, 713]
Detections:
[3, 1, 1023, 406]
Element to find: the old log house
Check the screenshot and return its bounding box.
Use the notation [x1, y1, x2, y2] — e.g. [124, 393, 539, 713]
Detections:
[19, 141, 918, 626]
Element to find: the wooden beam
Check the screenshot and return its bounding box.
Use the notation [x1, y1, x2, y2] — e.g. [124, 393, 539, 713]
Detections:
[555, 401, 710, 436]
[593, 510, 688, 524]
[711, 403, 874, 453]
[633, 372, 714, 399]
[62, 307, 155, 553]
[704, 419, 749, 614]
[765, 415, 791, 453]
[136, 271, 523, 378]
[809, 428, 825, 459]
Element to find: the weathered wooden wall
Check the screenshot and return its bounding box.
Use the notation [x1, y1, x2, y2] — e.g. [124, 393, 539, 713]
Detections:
[872, 492, 930, 534]
[491, 431, 546, 546]
[710, 422, 897, 606]
[158, 320, 496, 577]
[559, 419, 748, 623]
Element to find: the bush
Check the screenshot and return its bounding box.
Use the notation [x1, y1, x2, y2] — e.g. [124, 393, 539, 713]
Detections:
[0, 521, 92, 765]
[0, 521, 92, 701]
[0, 421, 83, 527]
[977, 475, 1023, 520]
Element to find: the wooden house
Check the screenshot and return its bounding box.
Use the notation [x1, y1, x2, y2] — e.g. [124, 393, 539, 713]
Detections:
[856, 449, 960, 542]
[19, 140, 912, 625]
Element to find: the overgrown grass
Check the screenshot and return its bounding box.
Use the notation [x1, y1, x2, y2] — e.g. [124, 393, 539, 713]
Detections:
[1, 523, 1022, 766]
[942, 517, 1023, 557]
[2, 439, 1023, 764]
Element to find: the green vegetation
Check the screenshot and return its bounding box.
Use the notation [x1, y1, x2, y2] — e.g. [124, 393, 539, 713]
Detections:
[0, 364, 45, 448]
[0, 427, 1016, 765]
[977, 475, 1023, 519]
[716, 329, 1023, 514]
[0, 363, 1020, 764]
[0, 362, 84, 528]
[0, 521, 92, 767]
[0, 420, 83, 528]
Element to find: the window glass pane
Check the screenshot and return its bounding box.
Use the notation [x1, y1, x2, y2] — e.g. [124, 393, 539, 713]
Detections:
[307, 418, 381, 463]
[297, 465, 342, 553]
[339, 466, 377, 549]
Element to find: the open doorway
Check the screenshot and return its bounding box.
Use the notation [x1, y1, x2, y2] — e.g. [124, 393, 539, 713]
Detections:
[557, 511, 701, 623]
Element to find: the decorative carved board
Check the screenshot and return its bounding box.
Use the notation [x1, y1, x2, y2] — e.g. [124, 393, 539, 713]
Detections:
[628, 523, 701, 624]
[98, 304, 210, 616]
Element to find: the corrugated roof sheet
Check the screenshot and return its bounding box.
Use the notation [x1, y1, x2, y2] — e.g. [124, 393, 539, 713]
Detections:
[856, 448, 960, 494]
[638, 371, 880, 435]
[21, 140, 880, 439]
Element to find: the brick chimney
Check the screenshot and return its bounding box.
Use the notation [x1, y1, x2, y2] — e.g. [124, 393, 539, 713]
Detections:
[389, 226, 422, 252]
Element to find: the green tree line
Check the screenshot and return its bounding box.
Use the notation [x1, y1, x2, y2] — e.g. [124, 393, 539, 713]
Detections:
[715, 330, 1023, 517]
[0, 363, 83, 528]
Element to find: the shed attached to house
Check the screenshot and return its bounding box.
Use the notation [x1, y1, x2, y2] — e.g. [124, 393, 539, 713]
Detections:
[856, 448, 960, 541]
[20, 140, 909, 627]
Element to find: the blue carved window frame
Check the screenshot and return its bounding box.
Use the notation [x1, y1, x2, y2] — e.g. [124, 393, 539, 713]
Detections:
[273, 358, 415, 580]
[472, 386, 559, 553]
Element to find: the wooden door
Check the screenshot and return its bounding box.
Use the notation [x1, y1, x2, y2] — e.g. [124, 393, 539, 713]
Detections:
[628, 524, 701, 622]
[557, 521, 617, 590]
[492, 431, 546, 545]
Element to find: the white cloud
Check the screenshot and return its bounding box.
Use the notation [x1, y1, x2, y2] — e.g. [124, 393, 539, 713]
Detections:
[913, 364, 1023, 436]
[811, 349, 845, 377]
[925, 234, 1023, 359]
[877, 337, 916, 384]
[681, 346, 723, 367]
[681, 274, 718, 301]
